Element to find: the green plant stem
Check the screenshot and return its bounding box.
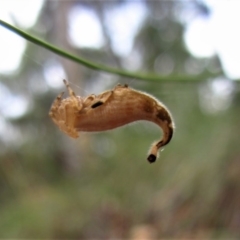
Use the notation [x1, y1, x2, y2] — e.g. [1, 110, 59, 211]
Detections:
[0, 19, 215, 82]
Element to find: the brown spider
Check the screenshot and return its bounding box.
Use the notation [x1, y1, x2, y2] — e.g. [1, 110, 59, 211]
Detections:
[49, 80, 174, 163]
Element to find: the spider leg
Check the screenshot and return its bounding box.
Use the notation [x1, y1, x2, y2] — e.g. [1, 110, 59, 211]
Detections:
[114, 83, 128, 90]
[63, 79, 82, 112]
[63, 79, 76, 97]
[49, 91, 64, 118]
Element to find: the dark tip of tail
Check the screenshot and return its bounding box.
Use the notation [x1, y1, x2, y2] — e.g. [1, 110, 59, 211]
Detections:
[147, 154, 156, 163]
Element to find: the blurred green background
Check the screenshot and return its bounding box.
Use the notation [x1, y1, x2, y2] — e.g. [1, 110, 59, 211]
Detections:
[0, 1, 240, 239]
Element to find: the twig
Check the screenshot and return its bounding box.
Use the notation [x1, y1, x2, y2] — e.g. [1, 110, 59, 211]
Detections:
[0, 19, 216, 82]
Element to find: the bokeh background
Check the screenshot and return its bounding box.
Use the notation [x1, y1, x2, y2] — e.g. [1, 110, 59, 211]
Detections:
[0, 0, 240, 239]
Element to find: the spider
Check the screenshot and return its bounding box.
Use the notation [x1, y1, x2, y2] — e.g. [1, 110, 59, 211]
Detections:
[49, 80, 174, 163]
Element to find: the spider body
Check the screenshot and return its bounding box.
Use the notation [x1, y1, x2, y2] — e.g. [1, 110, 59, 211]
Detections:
[49, 80, 174, 163]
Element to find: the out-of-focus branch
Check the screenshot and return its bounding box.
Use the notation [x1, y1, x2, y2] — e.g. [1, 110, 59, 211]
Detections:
[0, 19, 217, 82]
